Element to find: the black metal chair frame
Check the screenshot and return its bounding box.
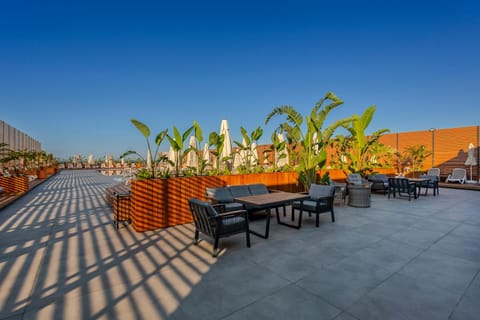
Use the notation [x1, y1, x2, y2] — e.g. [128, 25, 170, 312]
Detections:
[368, 174, 389, 195]
[419, 176, 440, 196]
[388, 178, 417, 201]
[291, 187, 335, 227]
[188, 199, 250, 257]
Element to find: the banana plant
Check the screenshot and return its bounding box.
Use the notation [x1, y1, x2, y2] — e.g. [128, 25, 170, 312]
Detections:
[208, 131, 225, 174]
[265, 92, 351, 191]
[127, 119, 168, 178]
[166, 125, 194, 176]
[331, 105, 390, 177]
[398, 144, 431, 176]
[265, 132, 288, 171]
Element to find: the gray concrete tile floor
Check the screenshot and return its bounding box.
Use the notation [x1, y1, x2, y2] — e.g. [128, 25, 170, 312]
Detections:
[1, 170, 480, 319]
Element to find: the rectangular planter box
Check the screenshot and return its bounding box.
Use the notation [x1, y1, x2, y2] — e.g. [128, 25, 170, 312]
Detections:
[129, 172, 302, 232]
[0, 176, 29, 194]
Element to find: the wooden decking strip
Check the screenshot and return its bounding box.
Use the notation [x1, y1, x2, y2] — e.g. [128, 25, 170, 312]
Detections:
[439, 182, 480, 191]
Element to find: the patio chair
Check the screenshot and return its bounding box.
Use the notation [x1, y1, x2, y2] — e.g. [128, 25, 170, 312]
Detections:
[328, 177, 346, 204]
[425, 168, 441, 177]
[188, 198, 250, 257]
[347, 173, 367, 185]
[291, 184, 335, 227]
[347, 173, 372, 207]
[368, 174, 389, 195]
[388, 177, 416, 201]
[419, 167, 440, 195]
[446, 168, 466, 184]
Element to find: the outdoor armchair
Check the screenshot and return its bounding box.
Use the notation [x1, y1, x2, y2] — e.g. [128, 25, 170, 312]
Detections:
[328, 177, 346, 204]
[188, 198, 250, 257]
[425, 168, 441, 177]
[388, 177, 416, 201]
[347, 173, 368, 185]
[368, 174, 389, 195]
[446, 168, 467, 184]
[347, 173, 372, 207]
[419, 168, 440, 195]
[291, 184, 335, 227]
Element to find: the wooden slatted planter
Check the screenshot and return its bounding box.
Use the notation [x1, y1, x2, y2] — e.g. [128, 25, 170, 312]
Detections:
[0, 176, 29, 194]
[129, 172, 303, 232]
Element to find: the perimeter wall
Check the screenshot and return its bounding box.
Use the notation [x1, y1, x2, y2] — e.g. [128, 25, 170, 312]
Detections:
[378, 125, 479, 181]
[255, 125, 479, 181]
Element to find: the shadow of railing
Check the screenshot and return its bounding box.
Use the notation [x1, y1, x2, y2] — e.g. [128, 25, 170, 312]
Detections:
[0, 170, 218, 319]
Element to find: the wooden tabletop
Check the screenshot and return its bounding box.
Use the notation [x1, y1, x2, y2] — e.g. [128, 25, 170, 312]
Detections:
[234, 192, 309, 206]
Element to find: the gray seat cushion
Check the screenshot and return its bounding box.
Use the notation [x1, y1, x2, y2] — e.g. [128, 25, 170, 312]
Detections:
[206, 187, 234, 203]
[229, 185, 252, 198]
[369, 174, 388, 183]
[309, 184, 335, 200]
[248, 184, 269, 195]
[224, 202, 245, 211]
[347, 174, 364, 185]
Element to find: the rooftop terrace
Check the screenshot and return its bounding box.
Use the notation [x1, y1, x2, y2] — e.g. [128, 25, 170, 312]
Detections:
[1, 170, 479, 319]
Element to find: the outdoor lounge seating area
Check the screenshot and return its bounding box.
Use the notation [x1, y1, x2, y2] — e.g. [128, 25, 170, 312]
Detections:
[2, 170, 480, 320]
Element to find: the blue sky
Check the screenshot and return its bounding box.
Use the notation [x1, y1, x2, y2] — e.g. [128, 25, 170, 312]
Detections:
[1, 1, 479, 160]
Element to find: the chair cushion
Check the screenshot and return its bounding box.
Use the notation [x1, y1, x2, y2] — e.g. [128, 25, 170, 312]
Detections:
[309, 184, 334, 200]
[206, 187, 234, 203]
[368, 174, 388, 183]
[229, 185, 252, 198]
[248, 184, 269, 195]
[292, 199, 316, 211]
[426, 168, 440, 177]
[224, 202, 245, 211]
[347, 174, 364, 185]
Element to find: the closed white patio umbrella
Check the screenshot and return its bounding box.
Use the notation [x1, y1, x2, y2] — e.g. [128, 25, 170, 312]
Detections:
[465, 143, 477, 183]
[168, 146, 177, 170]
[202, 143, 210, 165]
[185, 135, 198, 168]
[88, 154, 95, 166]
[250, 142, 258, 166]
[275, 133, 289, 168]
[146, 149, 152, 169]
[219, 120, 232, 170]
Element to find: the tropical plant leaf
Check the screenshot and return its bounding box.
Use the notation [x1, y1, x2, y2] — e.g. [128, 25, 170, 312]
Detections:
[131, 119, 150, 138]
[155, 129, 168, 146]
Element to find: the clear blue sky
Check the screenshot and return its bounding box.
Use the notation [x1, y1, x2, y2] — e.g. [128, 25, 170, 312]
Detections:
[1, 0, 479, 160]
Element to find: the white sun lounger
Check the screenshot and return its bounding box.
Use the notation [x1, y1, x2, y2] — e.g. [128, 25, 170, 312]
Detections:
[445, 168, 467, 184]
